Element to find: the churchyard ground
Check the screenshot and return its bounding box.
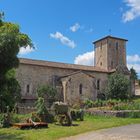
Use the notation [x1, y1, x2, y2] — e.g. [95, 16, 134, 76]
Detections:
[1, 114, 140, 140]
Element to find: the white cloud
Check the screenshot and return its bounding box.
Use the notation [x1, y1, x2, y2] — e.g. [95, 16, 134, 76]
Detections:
[74, 51, 94, 66]
[19, 45, 34, 55]
[127, 63, 140, 73]
[74, 52, 140, 75]
[50, 32, 76, 48]
[123, 0, 140, 22]
[70, 23, 80, 32]
[127, 54, 140, 74]
[127, 54, 140, 63]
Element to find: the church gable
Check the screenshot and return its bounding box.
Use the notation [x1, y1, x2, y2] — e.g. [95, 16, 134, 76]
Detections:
[60, 71, 97, 105]
[60, 71, 95, 79]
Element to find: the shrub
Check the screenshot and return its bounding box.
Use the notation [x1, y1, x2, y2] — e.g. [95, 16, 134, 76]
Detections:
[71, 109, 84, 121]
[84, 99, 107, 108]
[84, 99, 93, 108]
[112, 99, 140, 111]
[127, 112, 140, 118]
[35, 97, 54, 123]
[0, 113, 11, 128]
[35, 97, 48, 115]
[37, 85, 57, 99]
[11, 114, 20, 123]
[105, 73, 130, 100]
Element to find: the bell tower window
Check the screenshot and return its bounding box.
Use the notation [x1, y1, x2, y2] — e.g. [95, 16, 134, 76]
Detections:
[116, 42, 118, 47]
[116, 42, 118, 51]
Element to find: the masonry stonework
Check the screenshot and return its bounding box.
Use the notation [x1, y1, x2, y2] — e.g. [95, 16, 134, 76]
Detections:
[94, 36, 127, 70]
[16, 60, 109, 106]
[16, 36, 132, 107]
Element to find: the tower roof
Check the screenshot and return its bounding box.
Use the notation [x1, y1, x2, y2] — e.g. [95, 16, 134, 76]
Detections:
[93, 35, 128, 44]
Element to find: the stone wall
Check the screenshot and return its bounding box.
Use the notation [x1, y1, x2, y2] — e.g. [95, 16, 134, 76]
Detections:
[94, 39, 108, 70]
[107, 38, 126, 70]
[94, 37, 127, 71]
[86, 109, 140, 118]
[16, 63, 108, 106]
[17, 106, 36, 114]
[16, 63, 75, 97]
[61, 72, 97, 106]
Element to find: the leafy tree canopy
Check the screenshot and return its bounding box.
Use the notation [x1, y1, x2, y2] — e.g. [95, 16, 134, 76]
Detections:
[0, 12, 33, 112]
[130, 67, 138, 81]
[35, 97, 48, 115]
[106, 73, 130, 100]
[0, 13, 33, 78]
[37, 85, 57, 99]
[0, 69, 21, 112]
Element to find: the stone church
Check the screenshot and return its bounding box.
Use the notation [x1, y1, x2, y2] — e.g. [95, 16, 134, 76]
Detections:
[16, 35, 131, 107]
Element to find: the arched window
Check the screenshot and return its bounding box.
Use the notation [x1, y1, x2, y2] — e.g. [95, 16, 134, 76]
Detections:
[97, 80, 100, 90]
[26, 84, 30, 93]
[100, 62, 102, 66]
[116, 42, 118, 47]
[79, 84, 83, 95]
[116, 42, 119, 51]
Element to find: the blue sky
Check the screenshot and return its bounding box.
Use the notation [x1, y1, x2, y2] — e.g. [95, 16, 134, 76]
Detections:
[0, 0, 140, 76]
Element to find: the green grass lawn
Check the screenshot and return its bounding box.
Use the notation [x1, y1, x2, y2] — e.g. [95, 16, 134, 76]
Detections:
[1, 115, 140, 140]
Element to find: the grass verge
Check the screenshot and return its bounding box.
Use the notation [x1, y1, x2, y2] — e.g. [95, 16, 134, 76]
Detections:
[0, 115, 140, 140]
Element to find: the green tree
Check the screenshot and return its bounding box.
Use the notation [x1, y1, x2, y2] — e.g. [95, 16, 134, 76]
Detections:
[37, 85, 57, 99]
[130, 67, 138, 81]
[106, 73, 130, 100]
[35, 97, 48, 115]
[0, 13, 33, 112]
[138, 79, 140, 86]
[0, 69, 21, 112]
[0, 13, 32, 79]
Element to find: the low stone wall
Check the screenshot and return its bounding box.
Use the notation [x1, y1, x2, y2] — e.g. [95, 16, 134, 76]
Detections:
[86, 110, 140, 117]
[17, 106, 36, 114]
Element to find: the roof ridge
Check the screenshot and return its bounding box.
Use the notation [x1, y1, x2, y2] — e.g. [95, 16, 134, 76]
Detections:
[93, 35, 128, 44]
[19, 58, 109, 73]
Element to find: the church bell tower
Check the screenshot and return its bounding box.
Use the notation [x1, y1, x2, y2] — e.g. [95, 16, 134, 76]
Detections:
[93, 36, 128, 71]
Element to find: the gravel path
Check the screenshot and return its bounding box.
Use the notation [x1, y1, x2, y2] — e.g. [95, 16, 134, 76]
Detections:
[59, 124, 140, 140]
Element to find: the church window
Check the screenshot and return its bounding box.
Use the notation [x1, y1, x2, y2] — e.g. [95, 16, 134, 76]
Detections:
[26, 84, 30, 93]
[97, 80, 100, 90]
[116, 42, 118, 47]
[116, 42, 119, 50]
[109, 42, 111, 47]
[100, 62, 102, 66]
[79, 84, 83, 95]
[52, 75, 58, 87]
